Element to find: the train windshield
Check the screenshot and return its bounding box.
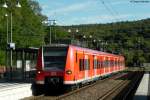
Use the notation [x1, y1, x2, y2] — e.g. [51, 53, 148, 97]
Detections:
[43, 47, 68, 70]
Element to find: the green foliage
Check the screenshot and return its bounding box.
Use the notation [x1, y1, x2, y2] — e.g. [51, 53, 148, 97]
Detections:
[64, 19, 150, 66]
[0, 0, 46, 65]
[0, 50, 5, 65]
[0, 0, 150, 67]
[0, 0, 46, 49]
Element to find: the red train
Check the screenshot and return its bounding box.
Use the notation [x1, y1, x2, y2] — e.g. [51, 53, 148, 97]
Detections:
[33, 44, 125, 94]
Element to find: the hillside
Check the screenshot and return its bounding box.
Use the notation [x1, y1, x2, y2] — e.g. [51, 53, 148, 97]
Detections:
[58, 19, 150, 66]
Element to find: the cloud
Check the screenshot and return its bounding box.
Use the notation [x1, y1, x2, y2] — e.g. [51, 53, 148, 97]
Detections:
[45, 1, 96, 17]
[38, 0, 150, 25]
[41, 4, 49, 9]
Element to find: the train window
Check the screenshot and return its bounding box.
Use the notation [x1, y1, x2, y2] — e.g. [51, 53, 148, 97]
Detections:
[84, 59, 90, 70]
[108, 60, 110, 67]
[79, 59, 84, 71]
[93, 59, 97, 69]
[76, 51, 77, 63]
[110, 60, 112, 67]
[97, 60, 100, 69]
[101, 61, 103, 68]
[111, 60, 114, 67]
[115, 61, 117, 66]
[97, 60, 99, 69]
[107, 60, 109, 67]
[43, 47, 68, 70]
[99, 60, 102, 68]
[117, 61, 119, 66]
[120, 61, 122, 66]
[120, 61, 121, 66]
[104, 60, 108, 67]
[103, 60, 105, 67]
[104, 57, 109, 67]
[97, 60, 99, 68]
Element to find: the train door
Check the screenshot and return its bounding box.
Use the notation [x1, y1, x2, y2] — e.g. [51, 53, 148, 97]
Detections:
[103, 56, 106, 74]
[108, 57, 110, 73]
[94, 56, 97, 77]
[99, 56, 104, 75]
[78, 51, 84, 80]
[119, 59, 121, 71]
[99, 56, 102, 75]
[116, 58, 118, 71]
[84, 55, 89, 80]
[112, 58, 115, 72]
[117, 58, 119, 71]
[118, 59, 120, 71]
[109, 57, 112, 73]
[115, 58, 117, 71]
[105, 57, 109, 74]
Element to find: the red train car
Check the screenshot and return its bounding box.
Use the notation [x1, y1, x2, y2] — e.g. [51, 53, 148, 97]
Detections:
[34, 44, 125, 94]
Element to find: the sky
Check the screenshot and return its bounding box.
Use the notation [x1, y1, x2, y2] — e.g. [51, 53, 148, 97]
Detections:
[35, 0, 150, 25]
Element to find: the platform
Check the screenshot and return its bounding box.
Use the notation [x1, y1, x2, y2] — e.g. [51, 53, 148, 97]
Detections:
[0, 82, 32, 100]
[134, 72, 150, 100]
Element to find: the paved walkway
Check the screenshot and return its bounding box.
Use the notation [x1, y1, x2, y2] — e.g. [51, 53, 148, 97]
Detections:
[134, 72, 150, 100]
[0, 81, 32, 100]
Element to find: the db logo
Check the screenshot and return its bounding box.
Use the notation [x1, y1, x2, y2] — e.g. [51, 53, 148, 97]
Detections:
[51, 72, 57, 76]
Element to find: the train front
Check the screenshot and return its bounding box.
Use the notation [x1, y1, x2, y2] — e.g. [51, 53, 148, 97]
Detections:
[35, 45, 68, 89]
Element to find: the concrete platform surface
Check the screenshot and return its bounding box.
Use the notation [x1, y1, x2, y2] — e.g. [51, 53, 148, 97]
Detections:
[0, 82, 32, 100]
[134, 72, 149, 100]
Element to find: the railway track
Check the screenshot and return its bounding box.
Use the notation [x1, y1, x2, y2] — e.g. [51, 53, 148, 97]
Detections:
[97, 71, 143, 100]
[24, 72, 126, 100]
[24, 72, 142, 100]
[98, 78, 130, 100]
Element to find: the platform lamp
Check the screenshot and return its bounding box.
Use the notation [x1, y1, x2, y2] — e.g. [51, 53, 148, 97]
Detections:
[89, 35, 92, 48]
[2, 0, 21, 80]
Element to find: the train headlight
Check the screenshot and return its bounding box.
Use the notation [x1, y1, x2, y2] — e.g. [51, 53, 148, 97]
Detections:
[66, 70, 72, 75]
[37, 71, 41, 74]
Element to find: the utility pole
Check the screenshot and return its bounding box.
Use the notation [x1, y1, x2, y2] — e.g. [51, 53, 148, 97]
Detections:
[47, 20, 56, 45]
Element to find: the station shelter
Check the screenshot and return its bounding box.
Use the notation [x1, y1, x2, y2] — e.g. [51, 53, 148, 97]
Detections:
[5, 48, 38, 82]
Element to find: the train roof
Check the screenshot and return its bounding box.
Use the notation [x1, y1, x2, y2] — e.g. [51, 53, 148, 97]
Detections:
[69, 45, 124, 58]
[42, 44, 124, 58]
[43, 44, 69, 48]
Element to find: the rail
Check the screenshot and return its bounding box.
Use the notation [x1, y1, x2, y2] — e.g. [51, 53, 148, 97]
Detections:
[97, 71, 143, 100]
[24, 72, 128, 100]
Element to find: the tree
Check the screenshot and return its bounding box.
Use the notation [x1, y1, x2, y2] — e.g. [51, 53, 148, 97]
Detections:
[0, 0, 47, 66]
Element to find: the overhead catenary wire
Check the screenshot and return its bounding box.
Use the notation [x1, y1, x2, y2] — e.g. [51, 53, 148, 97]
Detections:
[105, 0, 122, 22]
[104, 0, 122, 28]
[100, 0, 120, 22]
[99, 0, 124, 46]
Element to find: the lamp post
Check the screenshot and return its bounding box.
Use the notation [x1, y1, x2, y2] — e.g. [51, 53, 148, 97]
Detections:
[50, 20, 56, 44]
[101, 41, 104, 51]
[4, 13, 9, 79]
[3, 1, 21, 80]
[68, 29, 72, 38]
[89, 35, 92, 48]
[53, 20, 57, 41]
[93, 39, 96, 49]
[68, 28, 79, 44]
[82, 35, 87, 47]
[98, 40, 101, 51]
[4, 14, 9, 44]
[137, 38, 141, 66]
[43, 19, 56, 45]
